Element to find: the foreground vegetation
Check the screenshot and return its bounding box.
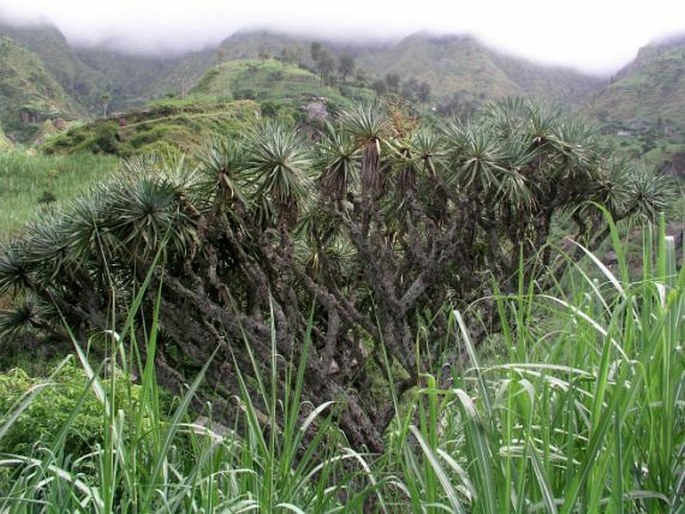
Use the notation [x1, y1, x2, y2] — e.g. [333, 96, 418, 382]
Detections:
[2, 99, 672, 449]
[0, 222, 682, 512]
[0, 99, 681, 511]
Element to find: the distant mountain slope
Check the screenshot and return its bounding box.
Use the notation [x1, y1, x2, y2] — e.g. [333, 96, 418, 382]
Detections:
[0, 22, 607, 112]
[581, 36, 685, 176]
[0, 22, 182, 113]
[355, 33, 603, 102]
[217, 31, 310, 61]
[0, 22, 107, 112]
[357, 34, 517, 99]
[0, 36, 86, 142]
[490, 51, 603, 102]
[588, 38, 685, 132]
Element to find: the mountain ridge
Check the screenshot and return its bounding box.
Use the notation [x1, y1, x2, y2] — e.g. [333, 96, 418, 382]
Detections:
[355, 32, 603, 101]
[1, 21, 610, 106]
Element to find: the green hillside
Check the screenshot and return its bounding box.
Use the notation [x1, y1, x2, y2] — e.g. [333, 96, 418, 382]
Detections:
[42, 98, 260, 157]
[0, 151, 118, 238]
[152, 31, 319, 100]
[189, 59, 371, 106]
[0, 36, 86, 142]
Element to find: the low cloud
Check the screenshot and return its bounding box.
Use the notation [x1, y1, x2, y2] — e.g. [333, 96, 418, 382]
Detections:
[1, 0, 684, 74]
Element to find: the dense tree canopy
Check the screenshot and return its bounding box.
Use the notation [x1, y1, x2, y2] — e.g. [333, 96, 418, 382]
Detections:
[0, 99, 670, 450]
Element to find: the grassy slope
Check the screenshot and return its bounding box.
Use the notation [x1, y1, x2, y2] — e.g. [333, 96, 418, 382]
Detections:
[41, 99, 261, 157]
[0, 36, 86, 142]
[189, 59, 355, 103]
[0, 151, 118, 238]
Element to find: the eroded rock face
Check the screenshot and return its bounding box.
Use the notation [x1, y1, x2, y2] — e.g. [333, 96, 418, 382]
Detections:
[304, 99, 327, 123]
[668, 223, 684, 264]
[663, 153, 685, 178]
[52, 118, 68, 131]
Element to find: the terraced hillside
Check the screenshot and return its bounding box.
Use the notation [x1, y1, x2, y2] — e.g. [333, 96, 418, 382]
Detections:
[151, 31, 314, 98]
[189, 59, 373, 108]
[41, 58, 377, 157]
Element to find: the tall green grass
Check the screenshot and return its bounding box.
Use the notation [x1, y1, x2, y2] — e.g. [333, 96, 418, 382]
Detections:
[0, 221, 682, 512]
[0, 276, 373, 512]
[0, 151, 118, 239]
[377, 218, 684, 512]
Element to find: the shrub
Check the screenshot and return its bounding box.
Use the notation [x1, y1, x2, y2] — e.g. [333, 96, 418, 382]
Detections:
[0, 358, 145, 456]
[37, 191, 56, 204]
[259, 100, 279, 117]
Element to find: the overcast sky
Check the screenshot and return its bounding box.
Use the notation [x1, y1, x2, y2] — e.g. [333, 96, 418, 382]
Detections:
[1, 0, 684, 74]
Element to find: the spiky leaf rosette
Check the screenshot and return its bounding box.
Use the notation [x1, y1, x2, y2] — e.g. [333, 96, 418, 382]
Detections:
[342, 103, 388, 198]
[245, 122, 312, 228]
[317, 122, 360, 201]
